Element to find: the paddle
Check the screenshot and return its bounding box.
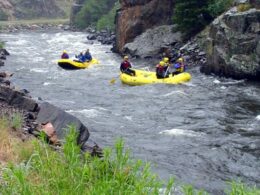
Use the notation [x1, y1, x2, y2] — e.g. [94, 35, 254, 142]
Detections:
[110, 78, 116, 84]
[164, 65, 170, 78]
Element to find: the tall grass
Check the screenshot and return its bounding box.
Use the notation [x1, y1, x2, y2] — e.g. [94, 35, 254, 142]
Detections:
[0, 125, 259, 194]
[0, 126, 174, 194]
[11, 112, 23, 130]
[0, 116, 34, 164]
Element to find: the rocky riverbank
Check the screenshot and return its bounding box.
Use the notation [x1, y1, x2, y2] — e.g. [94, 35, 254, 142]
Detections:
[0, 23, 70, 33]
[0, 48, 102, 156]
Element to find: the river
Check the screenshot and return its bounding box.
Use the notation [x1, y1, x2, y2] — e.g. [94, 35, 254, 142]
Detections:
[0, 30, 259, 194]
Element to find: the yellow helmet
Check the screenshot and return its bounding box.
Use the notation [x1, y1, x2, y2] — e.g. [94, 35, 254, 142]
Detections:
[63, 50, 67, 53]
[177, 57, 184, 62]
[163, 57, 169, 62]
[159, 61, 165, 66]
[124, 56, 129, 60]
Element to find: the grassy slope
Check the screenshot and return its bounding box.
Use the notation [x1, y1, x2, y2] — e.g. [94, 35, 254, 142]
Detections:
[0, 115, 34, 165]
[0, 123, 259, 194]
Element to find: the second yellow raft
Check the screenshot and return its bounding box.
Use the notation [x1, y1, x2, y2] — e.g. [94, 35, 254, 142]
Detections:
[57, 58, 99, 70]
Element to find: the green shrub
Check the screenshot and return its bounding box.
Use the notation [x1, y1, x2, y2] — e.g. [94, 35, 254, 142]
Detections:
[208, 0, 233, 18]
[74, 0, 117, 29]
[0, 9, 8, 21]
[11, 112, 23, 130]
[173, 0, 233, 37]
[96, 2, 119, 31]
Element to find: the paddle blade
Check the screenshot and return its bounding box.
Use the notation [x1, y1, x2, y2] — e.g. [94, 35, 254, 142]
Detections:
[110, 78, 116, 84]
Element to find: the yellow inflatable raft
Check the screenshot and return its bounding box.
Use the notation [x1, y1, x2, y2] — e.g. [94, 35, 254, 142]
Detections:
[120, 69, 191, 86]
[57, 58, 99, 70]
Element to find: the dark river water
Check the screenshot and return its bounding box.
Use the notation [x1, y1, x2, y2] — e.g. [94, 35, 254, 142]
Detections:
[1, 31, 259, 194]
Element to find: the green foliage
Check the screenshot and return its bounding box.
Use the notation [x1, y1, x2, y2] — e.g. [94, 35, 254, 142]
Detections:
[74, 0, 117, 29]
[0, 9, 8, 21]
[11, 112, 23, 130]
[173, 0, 212, 37]
[226, 181, 260, 195]
[173, 0, 233, 37]
[0, 115, 8, 129]
[208, 0, 233, 18]
[96, 2, 119, 31]
[0, 126, 174, 194]
[0, 41, 4, 49]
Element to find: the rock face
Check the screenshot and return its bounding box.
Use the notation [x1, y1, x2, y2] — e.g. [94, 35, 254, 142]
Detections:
[0, 0, 64, 20]
[123, 25, 182, 58]
[114, 0, 174, 54]
[70, 0, 85, 25]
[201, 8, 260, 80]
[0, 0, 14, 20]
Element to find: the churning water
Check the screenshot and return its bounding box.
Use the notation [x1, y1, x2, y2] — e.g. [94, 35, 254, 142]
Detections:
[1, 31, 259, 194]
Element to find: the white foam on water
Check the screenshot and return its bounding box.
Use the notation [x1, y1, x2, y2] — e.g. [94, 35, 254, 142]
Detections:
[29, 68, 49, 73]
[124, 116, 133, 121]
[221, 80, 245, 85]
[43, 82, 52, 86]
[93, 107, 108, 111]
[11, 39, 28, 46]
[213, 79, 221, 84]
[162, 90, 188, 97]
[159, 128, 204, 137]
[220, 86, 227, 90]
[256, 115, 260, 120]
[183, 82, 196, 87]
[67, 109, 101, 118]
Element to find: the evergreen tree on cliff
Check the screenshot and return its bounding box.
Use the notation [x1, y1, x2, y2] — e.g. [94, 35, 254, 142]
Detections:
[173, 0, 233, 38]
[173, 0, 212, 37]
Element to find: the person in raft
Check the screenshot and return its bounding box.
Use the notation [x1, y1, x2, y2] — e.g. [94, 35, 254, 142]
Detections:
[120, 56, 136, 76]
[61, 50, 69, 59]
[156, 61, 169, 79]
[84, 49, 92, 62]
[162, 57, 171, 75]
[75, 52, 86, 62]
[172, 57, 186, 75]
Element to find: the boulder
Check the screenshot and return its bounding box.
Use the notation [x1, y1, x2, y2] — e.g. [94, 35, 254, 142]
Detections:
[114, 0, 174, 53]
[123, 25, 182, 58]
[36, 102, 90, 147]
[0, 86, 38, 111]
[201, 8, 260, 80]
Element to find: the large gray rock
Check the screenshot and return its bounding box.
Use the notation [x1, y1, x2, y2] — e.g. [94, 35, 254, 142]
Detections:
[123, 25, 182, 58]
[114, 0, 174, 53]
[0, 86, 38, 111]
[36, 102, 90, 147]
[201, 8, 260, 80]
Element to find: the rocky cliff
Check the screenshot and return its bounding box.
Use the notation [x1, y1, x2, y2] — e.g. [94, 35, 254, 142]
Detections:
[114, 0, 174, 54]
[70, 0, 85, 25]
[201, 7, 260, 80]
[0, 0, 64, 20]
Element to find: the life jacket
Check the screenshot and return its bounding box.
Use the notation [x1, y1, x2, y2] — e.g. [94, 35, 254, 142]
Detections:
[121, 61, 131, 71]
[61, 53, 69, 59]
[156, 65, 165, 77]
[174, 63, 184, 72]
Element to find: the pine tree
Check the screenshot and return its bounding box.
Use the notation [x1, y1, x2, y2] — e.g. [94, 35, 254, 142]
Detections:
[173, 0, 212, 37]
